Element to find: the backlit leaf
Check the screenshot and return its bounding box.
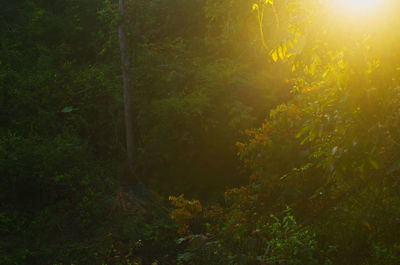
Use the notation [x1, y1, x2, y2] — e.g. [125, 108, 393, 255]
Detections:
[272, 50, 278, 62]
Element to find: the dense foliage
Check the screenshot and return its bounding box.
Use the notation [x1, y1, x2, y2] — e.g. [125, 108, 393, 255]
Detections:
[170, 1, 400, 264]
[1, 0, 288, 263]
[3, 0, 400, 264]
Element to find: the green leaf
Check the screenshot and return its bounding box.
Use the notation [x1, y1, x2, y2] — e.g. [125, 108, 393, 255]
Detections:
[369, 159, 380, 169]
[61, 106, 78, 113]
[178, 252, 194, 261]
[296, 125, 311, 139]
[176, 237, 186, 244]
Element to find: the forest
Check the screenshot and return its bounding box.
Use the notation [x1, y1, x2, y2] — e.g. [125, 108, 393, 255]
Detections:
[2, 0, 400, 264]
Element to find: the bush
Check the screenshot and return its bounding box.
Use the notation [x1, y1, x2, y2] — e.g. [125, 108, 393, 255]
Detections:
[170, 193, 322, 265]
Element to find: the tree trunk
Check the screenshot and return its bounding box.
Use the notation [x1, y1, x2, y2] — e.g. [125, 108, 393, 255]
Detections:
[118, 0, 135, 176]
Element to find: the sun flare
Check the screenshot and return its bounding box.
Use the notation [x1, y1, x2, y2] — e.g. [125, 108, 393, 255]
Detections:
[337, 0, 381, 14]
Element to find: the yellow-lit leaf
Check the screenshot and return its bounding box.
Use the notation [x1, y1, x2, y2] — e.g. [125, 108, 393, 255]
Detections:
[292, 64, 296, 72]
[278, 46, 284, 60]
[362, 220, 372, 231]
[252, 3, 258, 11]
[282, 43, 287, 56]
[309, 63, 315, 75]
[271, 50, 278, 62]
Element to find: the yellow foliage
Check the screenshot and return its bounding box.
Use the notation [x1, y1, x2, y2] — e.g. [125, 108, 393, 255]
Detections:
[169, 194, 202, 235]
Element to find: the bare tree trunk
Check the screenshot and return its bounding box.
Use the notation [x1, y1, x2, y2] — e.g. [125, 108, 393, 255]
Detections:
[118, 0, 135, 176]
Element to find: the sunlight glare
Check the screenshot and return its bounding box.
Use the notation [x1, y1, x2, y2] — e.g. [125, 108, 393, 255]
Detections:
[337, 0, 381, 14]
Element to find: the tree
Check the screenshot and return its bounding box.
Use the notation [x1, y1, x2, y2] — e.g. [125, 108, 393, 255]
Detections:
[118, 0, 135, 178]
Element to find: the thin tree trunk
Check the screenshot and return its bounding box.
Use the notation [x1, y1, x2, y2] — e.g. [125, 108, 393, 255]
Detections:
[118, 0, 135, 176]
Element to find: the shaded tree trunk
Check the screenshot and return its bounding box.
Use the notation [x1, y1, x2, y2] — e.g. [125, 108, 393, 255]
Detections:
[118, 0, 135, 177]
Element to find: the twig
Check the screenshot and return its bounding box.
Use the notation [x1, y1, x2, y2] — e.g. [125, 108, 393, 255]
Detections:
[260, 243, 271, 265]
